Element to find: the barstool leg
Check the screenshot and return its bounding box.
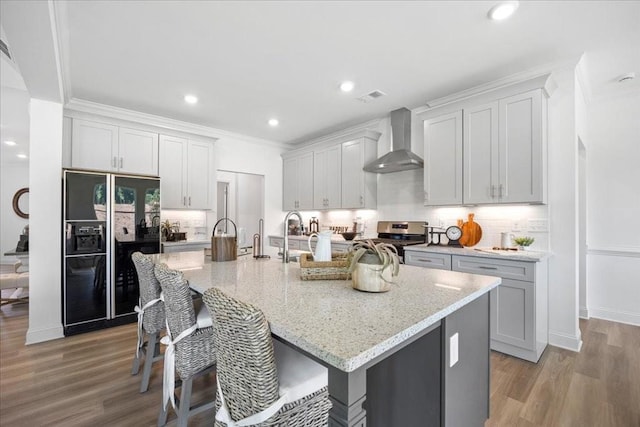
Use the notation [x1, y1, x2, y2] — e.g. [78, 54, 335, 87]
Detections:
[158, 401, 169, 427]
[140, 332, 158, 392]
[131, 331, 144, 375]
[177, 377, 193, 427]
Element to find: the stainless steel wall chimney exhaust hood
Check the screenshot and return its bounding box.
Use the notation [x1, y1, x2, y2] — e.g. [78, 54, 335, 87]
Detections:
[363, 107, 424, 173]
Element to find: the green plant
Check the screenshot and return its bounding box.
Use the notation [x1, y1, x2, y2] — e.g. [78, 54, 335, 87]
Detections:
[513, 236, 535, 247]
[348, 239, 400, 277]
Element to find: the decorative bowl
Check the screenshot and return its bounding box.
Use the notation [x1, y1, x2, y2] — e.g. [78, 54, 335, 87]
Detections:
[341, 232, 358, 241]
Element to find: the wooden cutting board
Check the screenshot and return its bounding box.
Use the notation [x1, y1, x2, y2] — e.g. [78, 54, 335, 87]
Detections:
[459, 213, 482, 247]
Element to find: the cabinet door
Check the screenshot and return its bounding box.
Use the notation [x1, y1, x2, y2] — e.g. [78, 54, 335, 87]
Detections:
[313, 146, 341, 209]
[423, 111, 463, 205]
[498, 89, 544, 203]
[283, 157, 298, 210]
[71, 119, 118, 172]
[118, 127, 159, 175]
[159, 135, 187, 208]
[297, 152, 314, 210]
[490, 279, 535, 351]
[341, 138, 377, 209]
[186, 140, 213, 209]
[463, 102, 499, 204]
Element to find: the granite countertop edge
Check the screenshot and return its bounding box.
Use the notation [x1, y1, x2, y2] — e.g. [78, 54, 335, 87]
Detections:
[404, 244, 551, 262]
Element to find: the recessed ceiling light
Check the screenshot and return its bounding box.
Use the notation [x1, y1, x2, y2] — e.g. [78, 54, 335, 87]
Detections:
[340, 81, 355, 92]
[4, 140, 17, 146]
[488, 1, 519, 21]
[17, 153, 27, 159]
[184, 94, 198, 104]
[268, 118, 279, 127]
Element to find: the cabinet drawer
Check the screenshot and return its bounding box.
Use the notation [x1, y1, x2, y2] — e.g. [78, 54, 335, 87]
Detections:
[269, 237, 284, 248]
[452, 255, 534, 282]
[404, 251, 452, 270]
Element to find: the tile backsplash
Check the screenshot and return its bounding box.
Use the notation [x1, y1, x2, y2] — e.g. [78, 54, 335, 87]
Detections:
[161, 210, 209, 241]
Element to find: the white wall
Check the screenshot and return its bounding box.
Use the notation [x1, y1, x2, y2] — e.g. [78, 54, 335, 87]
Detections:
[586, 90, 640, 325]
[26, 99, 64, 344]
[213, 135, 285, 258]
[0, 162, 29, 256]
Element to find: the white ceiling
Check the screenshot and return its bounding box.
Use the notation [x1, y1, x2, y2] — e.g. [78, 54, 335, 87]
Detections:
[3, 0, 640, 147]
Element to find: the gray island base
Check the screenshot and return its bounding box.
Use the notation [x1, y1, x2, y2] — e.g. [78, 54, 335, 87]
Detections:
[158, 252, 500, 426]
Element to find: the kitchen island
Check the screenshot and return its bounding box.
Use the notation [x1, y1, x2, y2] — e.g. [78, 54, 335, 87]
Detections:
[159, 251, 501, 427]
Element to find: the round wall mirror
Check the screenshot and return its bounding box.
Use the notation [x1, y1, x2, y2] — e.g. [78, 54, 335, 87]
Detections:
[12, 187, 29, 219]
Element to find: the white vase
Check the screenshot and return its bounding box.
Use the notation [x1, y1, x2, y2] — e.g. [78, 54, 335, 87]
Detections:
[352, 262, 392, 293]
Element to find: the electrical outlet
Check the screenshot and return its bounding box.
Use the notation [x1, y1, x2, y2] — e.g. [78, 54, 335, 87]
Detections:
[512, 221, 521, 232]
[450, 333, 459, 367]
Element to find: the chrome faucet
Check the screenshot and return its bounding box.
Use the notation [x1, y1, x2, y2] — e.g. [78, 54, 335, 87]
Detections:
[282, 211, 304, 263]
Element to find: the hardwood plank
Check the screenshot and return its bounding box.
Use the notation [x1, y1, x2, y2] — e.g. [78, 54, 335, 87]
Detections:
[2, 302, 639, 426]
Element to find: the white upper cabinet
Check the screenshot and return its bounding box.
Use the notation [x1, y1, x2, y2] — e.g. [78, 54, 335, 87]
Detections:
[118, 127, 159, 175]
[341, 137, 377, 209]
[464, 90, 545, 204]
[282, 129, 380, 211]
[186, 140, 214, 209]
[158, 135, 187, 208]
[423, 110, 463, 205]
[283, 152, 314, 211]
[159, 135, 214, 209]
[71, 119, 118, 172]
[463, 101, 500, 204]
[420, 76, 549, 206]
[498, 90, 544, 204]
[313, 145, 341, 209]
[71, 119, 158, 175]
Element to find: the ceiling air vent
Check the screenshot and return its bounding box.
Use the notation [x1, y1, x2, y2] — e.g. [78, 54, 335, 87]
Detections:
[357, 90, 387, 103]
[0, 39, 11, 60]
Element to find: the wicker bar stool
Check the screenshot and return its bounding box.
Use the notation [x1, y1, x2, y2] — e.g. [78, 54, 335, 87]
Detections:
[202, 287, 331, 427]
[154, 263, 217, 427]
[130, 252, 165, 393]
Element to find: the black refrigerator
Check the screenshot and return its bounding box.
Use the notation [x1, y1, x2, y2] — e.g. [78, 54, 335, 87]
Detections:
[62, 169, 160, 335]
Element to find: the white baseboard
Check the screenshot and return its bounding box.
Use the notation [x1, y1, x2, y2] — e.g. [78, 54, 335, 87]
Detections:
[579, 307, 590, 319]
[548, 329, 583, 352]
[26, 324, 64, 345]
[589, 307, 640, 326]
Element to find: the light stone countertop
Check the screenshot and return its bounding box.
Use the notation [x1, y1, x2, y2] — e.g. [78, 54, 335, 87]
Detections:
[161, 239, 209, 247]
[157, 251, 500, 372]
[404, 244, 550, 262]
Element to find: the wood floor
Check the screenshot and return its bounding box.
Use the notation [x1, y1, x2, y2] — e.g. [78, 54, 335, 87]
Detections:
[1, 301, 638, 426]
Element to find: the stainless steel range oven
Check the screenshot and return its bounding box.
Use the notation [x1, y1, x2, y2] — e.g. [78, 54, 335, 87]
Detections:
[368, 221, 427, 262]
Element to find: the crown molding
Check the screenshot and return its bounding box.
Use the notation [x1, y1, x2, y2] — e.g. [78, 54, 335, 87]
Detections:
[51, 0, 73, 104]
[64, 98, 288, 149]
[574, 54, 592, 105]
[414, 55, 581, 115]
[281, 125, 382, 158]
[291, 117, 383, 145]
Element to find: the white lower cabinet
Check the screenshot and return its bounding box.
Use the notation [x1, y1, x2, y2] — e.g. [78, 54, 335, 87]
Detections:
[405, 250, 548, 362]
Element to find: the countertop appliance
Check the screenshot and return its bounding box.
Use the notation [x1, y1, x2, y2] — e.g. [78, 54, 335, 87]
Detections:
[366, 221, 427, 261]
[62, 169, 160, 335]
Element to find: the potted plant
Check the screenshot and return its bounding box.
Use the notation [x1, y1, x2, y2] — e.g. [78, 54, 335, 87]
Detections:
[513, 236, 535, 250]
[348, 240, 400, 292]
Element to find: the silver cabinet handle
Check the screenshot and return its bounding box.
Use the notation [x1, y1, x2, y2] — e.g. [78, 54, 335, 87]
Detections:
[490, 185, 496, 198]
[478, 266, 498, 270]
[112, 157, 117, 168]
[188, 196, 191, 206]
[183, 196, 187, 206]
[119, 157, 123, 169]
[418, 258, 433, 263]
[499, 184, 504, 198]
[360, 195, 364, 206]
